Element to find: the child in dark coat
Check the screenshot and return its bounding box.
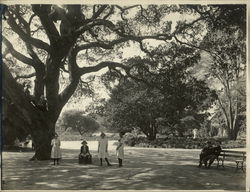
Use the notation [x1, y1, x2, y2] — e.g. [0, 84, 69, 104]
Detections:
[79, 140, 92, 164]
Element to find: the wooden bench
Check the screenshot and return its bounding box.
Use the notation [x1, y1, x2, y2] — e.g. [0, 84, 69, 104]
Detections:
[217, 149, 246, 172]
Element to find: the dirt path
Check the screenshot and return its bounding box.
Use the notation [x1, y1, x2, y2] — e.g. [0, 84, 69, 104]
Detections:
[1, 142, 246, 190]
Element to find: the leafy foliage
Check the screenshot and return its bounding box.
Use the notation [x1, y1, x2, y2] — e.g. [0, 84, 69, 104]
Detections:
[102, 43, 217, 139]
[198, 7, 246, 140]
[58, 110, 100, 136]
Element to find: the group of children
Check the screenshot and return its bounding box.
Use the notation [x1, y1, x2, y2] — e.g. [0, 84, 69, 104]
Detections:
[51, 132, 125, 167]
[52, 132, 222, 169]
[79, 132, 125, 167]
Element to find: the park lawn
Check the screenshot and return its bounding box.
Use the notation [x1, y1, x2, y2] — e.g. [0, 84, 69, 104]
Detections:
[1, 144, 246, 190]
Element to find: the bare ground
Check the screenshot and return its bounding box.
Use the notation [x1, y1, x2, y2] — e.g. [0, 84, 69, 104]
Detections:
[1, 142, 246, 190]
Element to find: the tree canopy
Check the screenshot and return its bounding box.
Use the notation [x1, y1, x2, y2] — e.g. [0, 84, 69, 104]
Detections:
[102, 43, 217, 139]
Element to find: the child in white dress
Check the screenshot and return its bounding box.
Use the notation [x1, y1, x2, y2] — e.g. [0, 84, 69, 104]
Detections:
[51, 133, 61, 165]
[98, 132, 112, 166]
[116, 132, 124, 167]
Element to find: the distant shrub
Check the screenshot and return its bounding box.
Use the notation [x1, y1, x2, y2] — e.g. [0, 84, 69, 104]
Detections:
[162, 143, 167, 148]
[124, 136, 245, 149]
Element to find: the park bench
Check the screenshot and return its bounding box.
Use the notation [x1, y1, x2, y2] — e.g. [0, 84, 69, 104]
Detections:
[217, 149, 246, 172]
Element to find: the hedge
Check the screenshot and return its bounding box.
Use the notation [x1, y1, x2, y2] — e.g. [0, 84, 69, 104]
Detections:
[123, 136, 246, 149]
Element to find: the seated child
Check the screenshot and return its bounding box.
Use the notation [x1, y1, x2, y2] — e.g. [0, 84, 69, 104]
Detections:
[79, 140, 92, 164]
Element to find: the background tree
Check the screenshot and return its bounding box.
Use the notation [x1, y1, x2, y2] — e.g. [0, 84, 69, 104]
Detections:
[105, 80, 162, 140]
[205, 30, 245, 140]
[103, 43, 217, 139]
[188, 5, 246, 140]
[58, 110, 100, 136]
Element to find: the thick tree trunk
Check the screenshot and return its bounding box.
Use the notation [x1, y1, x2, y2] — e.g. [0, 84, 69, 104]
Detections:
[226, 103, 239, 141]
[32, 122, 54, 160]
[227, 124, 239, 140]
[3, 63, 56, 160]
[147, 125, 157, 141]
[147, 133, 156, 141]
[34, 67, 45, 101]
[218, 96, 240, 140]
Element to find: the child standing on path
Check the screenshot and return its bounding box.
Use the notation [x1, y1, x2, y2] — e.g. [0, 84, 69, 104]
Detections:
[51, 133, 61, 165]
[116, 132, 124, 167]
[98, 132, 112, 166]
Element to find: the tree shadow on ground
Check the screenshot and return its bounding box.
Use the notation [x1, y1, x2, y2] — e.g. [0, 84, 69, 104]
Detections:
[2, 147, 245, 190]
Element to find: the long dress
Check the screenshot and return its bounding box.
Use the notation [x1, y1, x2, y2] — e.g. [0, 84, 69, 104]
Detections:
[116, 138, 124, 159]
[98, 137, 109, 159]
[51, 138, 61, 159]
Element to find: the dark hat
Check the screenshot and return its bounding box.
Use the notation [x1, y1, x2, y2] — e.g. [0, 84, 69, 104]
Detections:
[81, 140, 87, 144]
[100, 132, 106, 137]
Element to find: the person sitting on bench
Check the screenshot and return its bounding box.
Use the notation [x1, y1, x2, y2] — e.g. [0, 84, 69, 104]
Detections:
[199, 141, 213, 168]
[199, 141, 222, 168]
[206, 141, 222, 168]
[79, 140, 92, 164]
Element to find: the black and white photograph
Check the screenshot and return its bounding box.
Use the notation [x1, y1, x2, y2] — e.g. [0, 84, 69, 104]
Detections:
[0, 1, 248, 191]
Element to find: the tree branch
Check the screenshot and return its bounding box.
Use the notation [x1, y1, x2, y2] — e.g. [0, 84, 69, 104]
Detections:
[6, 9, 50, 52]
[15, 72, 36, 80]
[115, 5, 140, 11]
[76, 33, 172, 56]
[79, 60, 162, 92]
[12, 6, 31, 34]
[232, 94, 239, 131]
[28, 14, 36, 25]
[76, 38, 129, 52]
[115, 5, 141, 21]
[30, 26, 44, 35]
[91, 5, 108, 20]
[59, 78, 80, 110]
[139, 41, 153, 56]
[31, 5, 60, 46]
[11, 8, 45, 68]
[173, 14, 208, 35]
[26, 43, 44, 66]
[3, 36, 35, 67]
[75, 17, 172, 42]
[79, 61, 128, 76]
[58, 48, 80, 109]
[217, 96, 230, 129]
[174, 35, 224, 61]
[103, 6, 114, 20]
